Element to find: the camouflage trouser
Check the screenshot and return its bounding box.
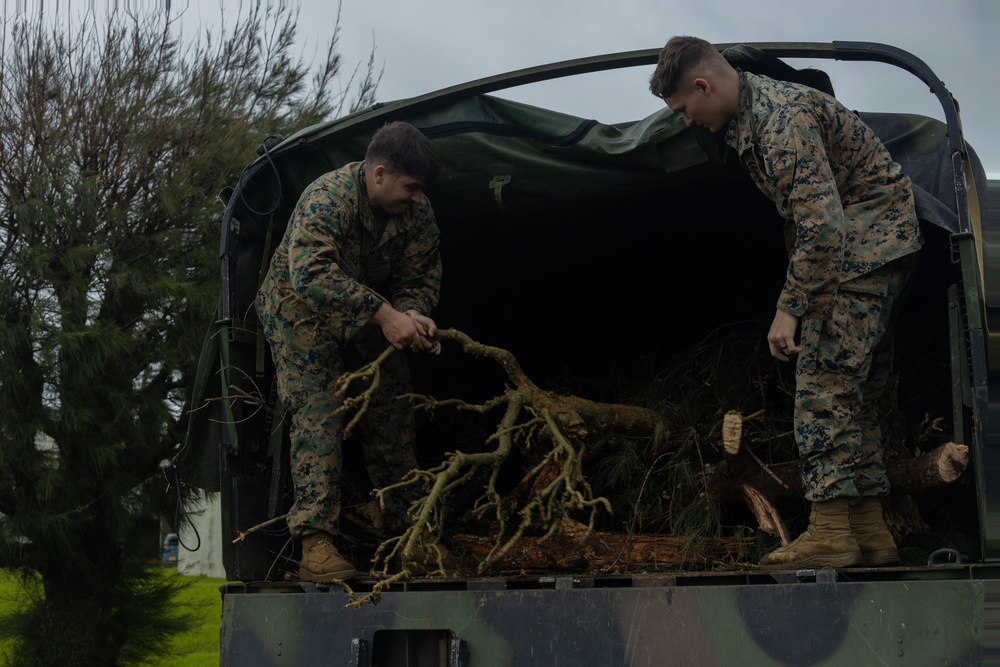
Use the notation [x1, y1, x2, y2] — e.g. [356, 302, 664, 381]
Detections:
[795, 253, 918, 502]
[273, 323, 420, 537]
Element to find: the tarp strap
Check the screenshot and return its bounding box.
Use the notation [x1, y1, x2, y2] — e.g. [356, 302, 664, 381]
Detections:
[256, 216, 276, 376]
[267, 392, 287, 517]
[219, 321, 240, 454]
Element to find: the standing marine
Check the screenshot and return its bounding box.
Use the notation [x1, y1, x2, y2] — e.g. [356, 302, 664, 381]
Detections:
[649, 36, 923, 569]
[256, 121, 445, 581]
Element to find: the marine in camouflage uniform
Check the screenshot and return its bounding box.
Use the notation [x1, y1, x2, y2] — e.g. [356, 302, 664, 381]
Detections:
[256, 122, 442, 580]
[651, 36, 922, 569]
[724, 71, 923, 504]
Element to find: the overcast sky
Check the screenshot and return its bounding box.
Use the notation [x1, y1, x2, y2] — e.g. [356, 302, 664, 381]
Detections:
[277, 0, 997, 177]
[18, 0, 996, 175]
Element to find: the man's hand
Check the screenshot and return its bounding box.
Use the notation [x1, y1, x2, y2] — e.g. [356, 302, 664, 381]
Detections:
[767, 309, 802, 362]
[404, 310, 441, 355]
[370, 303, 441, 355]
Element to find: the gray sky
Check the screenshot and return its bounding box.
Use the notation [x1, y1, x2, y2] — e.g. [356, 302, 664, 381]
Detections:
[28, 0, 992, 175]
[280, 0, 997, 177]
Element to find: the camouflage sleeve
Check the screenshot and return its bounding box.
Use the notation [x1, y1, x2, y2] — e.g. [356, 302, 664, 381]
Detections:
[768, 109, 844, 319]
[287, 192, 385, 339]
[390, 199, 442, 315]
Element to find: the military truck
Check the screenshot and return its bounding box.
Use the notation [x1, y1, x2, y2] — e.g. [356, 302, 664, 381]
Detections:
[185, 41, 997, 665]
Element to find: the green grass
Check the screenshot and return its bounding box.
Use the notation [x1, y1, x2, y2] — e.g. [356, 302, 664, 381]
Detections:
[0, 569, 225, 667]
[154, 571, 226, 667]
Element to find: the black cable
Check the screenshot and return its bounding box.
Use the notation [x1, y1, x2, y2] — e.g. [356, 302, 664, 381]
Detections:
[236, 134, 285, 218]
[162, 461, 202, 553]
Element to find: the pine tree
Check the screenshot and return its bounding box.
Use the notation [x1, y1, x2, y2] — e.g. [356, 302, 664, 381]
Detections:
[0, 4, 378, 664]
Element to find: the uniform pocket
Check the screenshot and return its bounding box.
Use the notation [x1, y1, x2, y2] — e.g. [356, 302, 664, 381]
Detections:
[365, 256, 391, 284]
[804, 290, 884, 377]
[271, 297, 341, 368]
[364, 237, 405, 285]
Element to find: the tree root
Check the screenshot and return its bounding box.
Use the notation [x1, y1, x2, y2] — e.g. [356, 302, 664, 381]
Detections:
[343, 328, 669, 606]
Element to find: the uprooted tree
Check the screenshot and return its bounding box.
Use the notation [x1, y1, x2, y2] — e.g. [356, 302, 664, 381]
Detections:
[367, 329, 672, 587]
[297, 323, 967, 605]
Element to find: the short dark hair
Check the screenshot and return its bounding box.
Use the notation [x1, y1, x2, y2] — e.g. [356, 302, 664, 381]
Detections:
[649, 36, 725, 99]
[365, 121, 439, 183]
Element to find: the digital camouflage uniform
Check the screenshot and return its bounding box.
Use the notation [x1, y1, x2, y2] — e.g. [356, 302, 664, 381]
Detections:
[256, 161, 442, 537]
[724, 72, 923, 502]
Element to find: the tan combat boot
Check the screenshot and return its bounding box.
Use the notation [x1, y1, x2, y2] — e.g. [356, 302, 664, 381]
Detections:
[299, 533, 357, 582]
[850, 497, 899, 566]
[760, 498, 862, 569]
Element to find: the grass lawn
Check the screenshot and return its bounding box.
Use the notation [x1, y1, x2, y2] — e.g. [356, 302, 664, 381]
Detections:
[156, 571, 226, 667]
[0, 569, 225, 667]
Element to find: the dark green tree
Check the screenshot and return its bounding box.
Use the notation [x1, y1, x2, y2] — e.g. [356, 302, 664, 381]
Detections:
[0, 3, 378, 665]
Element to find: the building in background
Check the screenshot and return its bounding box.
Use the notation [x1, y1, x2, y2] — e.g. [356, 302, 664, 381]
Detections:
[176, 491, 226, 579]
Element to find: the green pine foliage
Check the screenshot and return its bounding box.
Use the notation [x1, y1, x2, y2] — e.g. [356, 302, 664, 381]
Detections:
[588, 324, 799, 564]
[0, 3, 377, 665]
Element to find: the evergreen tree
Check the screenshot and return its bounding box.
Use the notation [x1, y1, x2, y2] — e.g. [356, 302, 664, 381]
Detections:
[0, 4, 378, 664]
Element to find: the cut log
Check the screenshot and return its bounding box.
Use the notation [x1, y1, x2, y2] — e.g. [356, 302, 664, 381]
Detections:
[452, 519, 752, 573]
[886, 442, 969, 492]
[703, 442, 969, 502]
[719, 409, 767, 457]
[703, 458, 801, 502]
[722, 411, 743, 456]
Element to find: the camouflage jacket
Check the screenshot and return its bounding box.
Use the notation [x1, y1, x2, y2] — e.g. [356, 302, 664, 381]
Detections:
[724, 72, 923, 319]
[256, 161, 442, 360]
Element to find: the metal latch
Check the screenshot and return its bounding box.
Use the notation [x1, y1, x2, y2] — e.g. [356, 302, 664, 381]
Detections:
[349, 638, 368, 667]
[489, 174, 511, 211]
[927, 547, 968, 566]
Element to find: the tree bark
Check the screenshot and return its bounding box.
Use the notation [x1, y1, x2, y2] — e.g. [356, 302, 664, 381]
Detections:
[452, 519, 751, 573]
[435, 329, 670, 439]
[741, 483, 791, 546]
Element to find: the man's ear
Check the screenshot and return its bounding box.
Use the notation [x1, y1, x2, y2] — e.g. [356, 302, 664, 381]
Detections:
[693, 77, 713, 96]
[372, 163, 386, 185]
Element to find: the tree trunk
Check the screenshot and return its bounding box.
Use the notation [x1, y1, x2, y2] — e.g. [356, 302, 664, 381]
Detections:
[27, 572, 120, 667]
[703, 442, 969, 502]
[452, 519, 751, 573]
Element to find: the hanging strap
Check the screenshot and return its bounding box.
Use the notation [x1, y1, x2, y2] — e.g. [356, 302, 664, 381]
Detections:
[256, 217, 276, 376]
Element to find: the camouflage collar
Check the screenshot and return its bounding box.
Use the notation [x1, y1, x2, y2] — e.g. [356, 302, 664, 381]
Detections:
[726, 72, 761, 154]
[356, 161, 376, 234]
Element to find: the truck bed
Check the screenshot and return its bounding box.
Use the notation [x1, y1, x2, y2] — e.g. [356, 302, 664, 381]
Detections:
[221, 564, 993, 666]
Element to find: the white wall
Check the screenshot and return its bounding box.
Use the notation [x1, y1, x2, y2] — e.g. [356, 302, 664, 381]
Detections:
[176, 491, 227, 579]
